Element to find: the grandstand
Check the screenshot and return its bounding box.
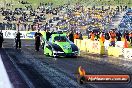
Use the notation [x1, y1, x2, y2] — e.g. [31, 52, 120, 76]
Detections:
[0, 0, 131, 32]
[119, 8, 132, 31]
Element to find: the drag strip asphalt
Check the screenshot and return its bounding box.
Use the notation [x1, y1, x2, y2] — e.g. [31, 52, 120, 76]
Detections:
[3, 39, 132, 88]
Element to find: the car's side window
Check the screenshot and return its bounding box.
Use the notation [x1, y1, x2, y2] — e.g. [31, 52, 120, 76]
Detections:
[54, 36, 58, 41]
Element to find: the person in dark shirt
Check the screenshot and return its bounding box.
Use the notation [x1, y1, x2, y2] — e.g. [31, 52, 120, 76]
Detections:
[129, 31, 132, 46]
[124, 31, 130, 42]
[46, 30, 51, 41]
[105, 32, 110, 40]
[116, 31, 122, 41]
[34, 29, 42, 51]
[78, 32, 83, 40]
[15, 31, 21, 49]
[68, 31, 74, 43]
[0, 30, 4, 48]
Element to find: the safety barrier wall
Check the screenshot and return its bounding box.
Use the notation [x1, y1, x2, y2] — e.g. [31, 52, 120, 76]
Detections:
[107, 47, 124, 57]
[2, 30, 45, 39]
[115, 41, 124, 47]
[74, 39, 105, 54]
[105, 40, 132, 57]
[87, 40, 105, 54]
[128, 42, 132, 48]
[124, 48, 132, 60]
[104, 40, 110, 52]
[80, 39, 87, 52]
[75, 39, 132, 60]
[115, 41, 132, 48]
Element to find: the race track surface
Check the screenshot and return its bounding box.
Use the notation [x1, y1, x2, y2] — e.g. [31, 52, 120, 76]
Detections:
[2, 39, 132, 88]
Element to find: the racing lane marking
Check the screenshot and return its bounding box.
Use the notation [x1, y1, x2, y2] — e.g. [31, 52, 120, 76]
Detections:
[4, 50, 35, 88]
[0, 55, 13, 88]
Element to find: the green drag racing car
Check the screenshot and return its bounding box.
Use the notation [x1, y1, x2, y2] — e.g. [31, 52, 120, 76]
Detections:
[41, 32, 79, 57]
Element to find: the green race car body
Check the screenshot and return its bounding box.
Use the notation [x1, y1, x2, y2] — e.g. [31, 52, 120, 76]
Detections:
[42, 32, 79, 57]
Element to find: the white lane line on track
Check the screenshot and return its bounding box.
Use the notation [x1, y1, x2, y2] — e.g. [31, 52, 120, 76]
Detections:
[4, 50, 35, 88]
[0, 54, 13, 88]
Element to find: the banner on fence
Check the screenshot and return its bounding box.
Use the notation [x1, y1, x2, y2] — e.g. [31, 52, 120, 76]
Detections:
[2, 30, 44, 39]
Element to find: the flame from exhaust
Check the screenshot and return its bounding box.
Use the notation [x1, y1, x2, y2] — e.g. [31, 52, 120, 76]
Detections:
[78, 66, 86, 76]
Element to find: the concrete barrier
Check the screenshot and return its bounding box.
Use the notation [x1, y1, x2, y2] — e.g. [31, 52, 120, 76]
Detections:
[115, 41, 132, 48]
[108, 47, 123, 57]
[104, 40, 110, 51]
[74, 39, 78, 46]
[115, 41, 124, 47]
[128, 42, 132, 48]
[85, 39, 91, 52]
[75, 39, 132, 59]
[80, 39, 87, 51]
[86, 40, 105, 54]
[124, 48, 132, 60]
[76, 39, 81, 49]
[75, 39, 105, 54]
[82, 36, 88, 39]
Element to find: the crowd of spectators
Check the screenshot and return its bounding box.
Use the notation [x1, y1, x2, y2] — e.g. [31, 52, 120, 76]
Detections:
[0, 1, 129, 32]
[71, 29, 132, 47]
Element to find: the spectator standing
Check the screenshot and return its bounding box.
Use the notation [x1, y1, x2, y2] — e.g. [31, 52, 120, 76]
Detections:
[34, 29, 42, 51]
[124, 31, 130, 42]
[105, 32, 110, 40]
[28, 24, 30, 31]
[100, 32, 105, 43]
[68, 31, 74, 42]
[86, 29, 91, 39]
[116, 31, 122, 41]
[15, 31, 22, 49]
[74, 32, 79, 39]
[109, 30, 116, 47]
[89, 31, 95, 41]
[78, 32, 83, 40]
[0, 30, 4, 48]
[45, 23, 48, 31]
[46, 30, 51, 41]
[129, 31, 132, 46]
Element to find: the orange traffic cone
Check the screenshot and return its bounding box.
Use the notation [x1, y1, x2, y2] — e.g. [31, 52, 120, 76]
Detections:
[124, 37, 128, 48]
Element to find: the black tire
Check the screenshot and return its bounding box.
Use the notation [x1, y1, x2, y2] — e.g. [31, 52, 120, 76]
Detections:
[45, 53, 49, 56]
[42, 41, 45, 50]
[42, 43, 44, 49]
[45, 48, 53, 57]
